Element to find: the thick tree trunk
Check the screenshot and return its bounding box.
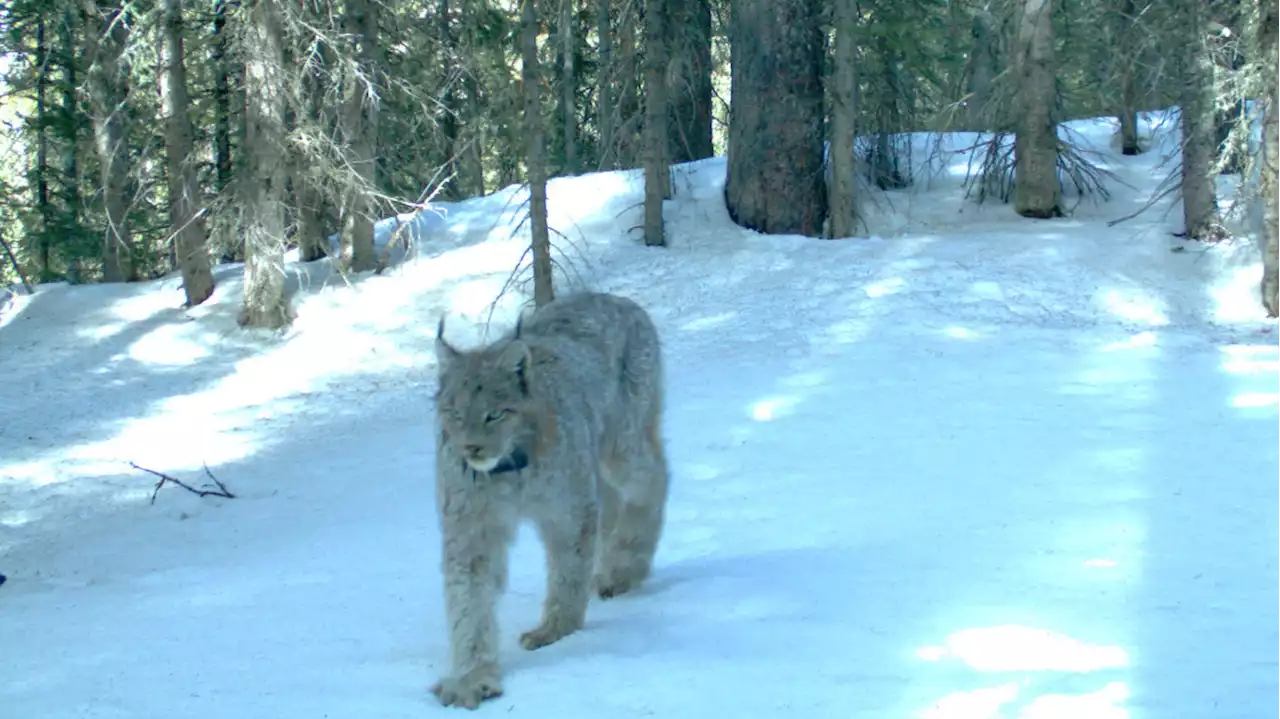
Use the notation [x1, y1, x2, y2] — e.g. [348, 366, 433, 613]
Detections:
[1012, 0, 1061, 218]
[1177, 0, 1219, 240]
[521, 0, 555, 306]
[666, 0, 712, 163]
[339, 0, 379, 272]
[1258, 0, 1278, 316]
[596, 0, 615, 170]
[239, 0, 292, 328]
[160, 0, 216, 306]
[82, 0, 135, 281]
[725, 0, 827, 236]
[828, 0, 858, 238]
[643, 0, 669, 246]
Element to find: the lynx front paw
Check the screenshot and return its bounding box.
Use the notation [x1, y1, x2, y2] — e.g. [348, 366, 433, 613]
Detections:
[431, 665, 503, 710]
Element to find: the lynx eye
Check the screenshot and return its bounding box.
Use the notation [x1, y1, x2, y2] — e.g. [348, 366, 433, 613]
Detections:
[485, 409, 510, 424]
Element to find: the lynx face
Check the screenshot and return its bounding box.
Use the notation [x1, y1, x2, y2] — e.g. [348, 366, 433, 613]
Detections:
[435, 338, 534, 473]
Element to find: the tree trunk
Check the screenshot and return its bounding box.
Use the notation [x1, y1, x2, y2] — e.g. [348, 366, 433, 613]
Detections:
[966, 8, 997, 131]
[35, 16, 53, 278]
[724, 0, 827, 236]
[59, 8, 82, 282]
[338, 0, 379, 272]
[239, 0, 292, 328]
[1012, 0, 1061, 218]
[212, 0, 233, 197]
[160, 0, 216, 306]
[666, 0, 712, 163]
[521, 0, 555, 306]
[616, 5, 640, 169]
[1258, 0, 1278, 316]
[828, 0, 858, 238]
[1176, 0, 1219, 240]
[643, 0, 669, 246]
[82, 0, 135, 281]
[596, 0, 615, 170]
[560, 0, 578, 175]
[294, 48, 329, 262]
[1115, 0, 1141, 155]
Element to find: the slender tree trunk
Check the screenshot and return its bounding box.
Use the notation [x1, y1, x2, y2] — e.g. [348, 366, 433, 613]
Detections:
[724, 0, 827, 236]
[1176, 0, 1220, 240]
[160, 0, 215, 305]
[666, 0, 712, 163]
[560, 0, 578, 175]
[828, 0, 858, 238]
[1012, 0, 1061, 218]
[339, 0, 379, 272]
[294, 47, 329, 262]
[438, 0, 464, 200]
[35, 17, 53, 278]
[521, 0, 555, 306]
[211, 0, 241, 263]
[596, 0, 615, 170]
[1115, 0, 1141, 155]
[82, 0, 135, 281]
[966, 7, 997, 131]
[1258, 0, 1278, 316]
[643, 0, 668, 246]
[59, 8, 82, 282]
[616, 3, 640, 169]
[239, 0, 292, 328]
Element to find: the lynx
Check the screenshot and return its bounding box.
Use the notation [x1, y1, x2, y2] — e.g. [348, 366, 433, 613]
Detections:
[429, 291, 671, 709]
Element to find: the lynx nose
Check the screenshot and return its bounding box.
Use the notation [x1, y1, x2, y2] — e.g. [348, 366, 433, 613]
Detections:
[463, 444, 484, 459]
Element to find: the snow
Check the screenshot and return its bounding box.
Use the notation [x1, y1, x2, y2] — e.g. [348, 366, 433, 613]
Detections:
[1, 111, 1276, 719]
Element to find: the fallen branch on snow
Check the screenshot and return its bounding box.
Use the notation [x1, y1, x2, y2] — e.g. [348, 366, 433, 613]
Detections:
[131, 462, 237, 505]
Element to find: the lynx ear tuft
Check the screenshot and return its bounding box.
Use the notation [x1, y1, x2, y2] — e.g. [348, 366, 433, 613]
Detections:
[435, 316, 461, 364]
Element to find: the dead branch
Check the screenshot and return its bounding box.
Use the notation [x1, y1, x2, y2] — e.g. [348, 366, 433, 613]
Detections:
[132, 462, 237, 505]
[0, 234, 33, 294]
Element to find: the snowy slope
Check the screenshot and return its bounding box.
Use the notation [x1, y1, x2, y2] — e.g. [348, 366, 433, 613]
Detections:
[0, 112, 1276, 719]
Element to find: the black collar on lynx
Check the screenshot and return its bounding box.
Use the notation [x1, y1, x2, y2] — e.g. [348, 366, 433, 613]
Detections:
[466, 446, 530, 481]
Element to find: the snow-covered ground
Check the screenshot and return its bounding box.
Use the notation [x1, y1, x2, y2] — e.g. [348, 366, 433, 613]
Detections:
[1, 112, 1276, 719]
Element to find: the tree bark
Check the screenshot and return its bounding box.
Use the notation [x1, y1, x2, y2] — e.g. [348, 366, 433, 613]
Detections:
[666, 0, 712, 163]
[1012, 0, 1061, 218]
[81, 0, 135, 281]
[339, 0, 379, 272]
[828, 0, 858, 238]
[724, 0, 827, 236]
[239, 0, 292, 328]
[615, 4, 640, 169]
[643, 0, 668, 246]
[1258, 0, 1278, 316]
[1176, 0, 1220, 240]
[160, 0, 216, 306]
[521, 0, 555, 306]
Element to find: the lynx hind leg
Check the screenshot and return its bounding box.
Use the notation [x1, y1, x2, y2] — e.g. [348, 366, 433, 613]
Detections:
[520, 502, 598, 651]
[595, 406, 671, 599]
